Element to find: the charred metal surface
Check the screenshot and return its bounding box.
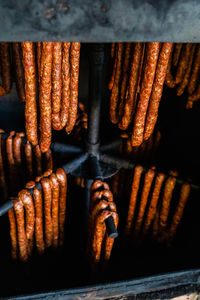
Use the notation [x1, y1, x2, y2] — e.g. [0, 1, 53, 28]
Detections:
[1, 0, 200, 42]
[8, 269, 200, 299]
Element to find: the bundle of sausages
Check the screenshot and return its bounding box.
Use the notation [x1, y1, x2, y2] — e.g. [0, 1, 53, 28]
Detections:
[87, 180, 119, 272]
[8, 168, 67, 261]
[21, 42, 81, 152]
[109, 42, 173, 146]
[0, 129, 53, 201]
[123, 166, 191, 245]
[165, 43, 200, 109]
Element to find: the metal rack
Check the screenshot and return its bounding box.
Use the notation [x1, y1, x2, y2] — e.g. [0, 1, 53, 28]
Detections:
[1, 44, 200, 239]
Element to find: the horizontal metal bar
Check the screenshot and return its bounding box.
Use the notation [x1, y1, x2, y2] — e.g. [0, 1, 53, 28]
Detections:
[1, 1, 200, 42]
[0, 199, 13, 216]
[99, 153, 200, 191]
[99, 153, 135, 170]
[62, 153, 88, 174]
[100, 138, 123, 152]
[51, 142, 82, 154]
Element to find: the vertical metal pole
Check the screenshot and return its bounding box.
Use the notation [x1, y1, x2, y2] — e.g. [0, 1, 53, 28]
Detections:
[84, 44, 105, 240]
[86, 43, 105, 154]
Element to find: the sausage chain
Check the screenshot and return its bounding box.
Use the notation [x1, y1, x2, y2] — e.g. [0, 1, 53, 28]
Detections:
[168, 183, 191, 241]
[56, 168, 67, 246]
[22, 42, 38, 147]
[13, 198, 28, 261]
[142, 172, 165, 235]
[125, 165, 143, 237]
[39, 42, 53, 153]
[65, 42, 81, 134]
[134, 168, 155, 237]
[159, 176, 176, 233]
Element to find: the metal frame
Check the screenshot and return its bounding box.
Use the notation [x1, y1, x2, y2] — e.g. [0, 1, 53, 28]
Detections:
[1, 43, 200, 298]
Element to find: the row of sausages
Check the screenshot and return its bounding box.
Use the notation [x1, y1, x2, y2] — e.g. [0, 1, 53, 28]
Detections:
[8, 168, 67, 261]
[0, 42, 81, 153]
[87, 180, 119, 273]
[112, 166, 190, 246]
[0, 129, 53, 201]
[109, 42, 173, 147]
[23, 42, 81, 152]
[166, 43, 200, 109]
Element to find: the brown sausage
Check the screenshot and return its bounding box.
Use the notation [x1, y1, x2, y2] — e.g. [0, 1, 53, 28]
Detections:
[40, 177, 53, 247]
[117, 43, 132, 121]
[33, 185, 45, 254]
[37, 42, 42, 80]
[109, 43, 124, 124]
[87, 199, 109, 256]
[165, 49, 176, 88]
[125, 165, 143, 236]
[90, 180, 110, 194]
[65, 42, 81, 134]
[110, 43, 115, 60]
[12, 43, 25, 102]
[39, 42, 53, 152]
[176, 44, 195, 96]
[52, 42, 63, 130]
[119, 43, 143, 130]
[159, 176, 176, 232]
[168, 183, 190, 241]
[25, 141, 33, 179]
[22, 42, 38, 146]
[31, 181, 43, 257]
[6, 134, 16, 194]
[188, 44, 200, 95]
[144, 42, 173, 141]
[13, 198, 28, 261]
[0, 42, 12, 93]
[0, 130, 7, 200]
[142, 172, 165, 235]
[13, 133, 24, 166]
[175, 43, 192, 84]
[91, 210, 112, 271]
[44, 148, 53, 172]
[34, 145, 43, 176]
[136, 43, 145, 94]
[134, 168, 155, 236]
[108, 49, 118, 91]
[90, 190, 113, 213]
[8, 208, 18, 260]
[56, 168, 67, 246]
[172, 43, 182, 67]
[18, 189, 35, 240]
[60, 42, 71, 128]
[25, 181, 36, 256]
[49, 173, 60, 248]
[131, 42, 160, 146]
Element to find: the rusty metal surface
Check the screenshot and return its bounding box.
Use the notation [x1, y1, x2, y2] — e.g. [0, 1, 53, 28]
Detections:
[1, 0, 200, 42]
